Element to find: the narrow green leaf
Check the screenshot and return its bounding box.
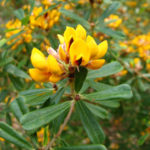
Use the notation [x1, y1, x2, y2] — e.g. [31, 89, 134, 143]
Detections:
[26, 93, 51, 106]
[84, 102, 109, 119]
[21, 101, 71, 130]
[59, 8, 90, 29]
[28, 0, 35, 15]
[4, 64, 30, 79]
[0, 122, 32, 149]
[20, 88, 53, 106]
[0, 38, 7, 48]
[14, 8, 25, 20]
[98, 100, 120, 108]
[88, 80, 112, 91]
[83, 84, 132, 101]
[0, 90, 8, 103]
[0, 57, 13, 67]
[95, 26, 125, 39]
[20, 88, 52, 96]
[51, 87, 65, 104]
[21, 15, 29, 25]
[76, 101, 105, 144]
[98, 2, 120, 23]
[87, 62, 123, 79]
[10, 97, 29, 121]
[138, 133, 149, 146]
[56, 144, 107, 150]
[75, 67, 88, 93]
[9, 75, 24, 91]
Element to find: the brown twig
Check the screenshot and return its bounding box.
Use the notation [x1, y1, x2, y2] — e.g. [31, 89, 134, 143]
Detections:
[44, 100, 75, 150]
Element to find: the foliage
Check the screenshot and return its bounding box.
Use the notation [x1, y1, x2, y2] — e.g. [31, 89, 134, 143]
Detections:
[0, 0, 150, 150]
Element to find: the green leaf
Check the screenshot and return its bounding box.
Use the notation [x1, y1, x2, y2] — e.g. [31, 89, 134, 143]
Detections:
[56, 144, 107, 150]
[95, 26, 125, 39]
[59, 8, 90, 29]
[137, 78, 148, 92]
[98, 2, 120, 23]
[51, 87, 65, 104]
[9, 75, 24, 91]
[20, 88, 51, 96]
[28, 0, 35, 15]
[76, 101, 105, 144]
[14, 8, 25, 20]
[0, 38, 7, 48]
[20, 88, 53, 106]
[84, 84, 132, 101]
[0, 122, 32, 149]
[87, 62, 123, 79]
[88, 80, 112, 91]
[4, 64, 30, 79]
[10, 97, 29, 121]
[0, 90, 8, 103]
[0, 57, 13, 67]
[84, 102, 109, 119]
[21, 15, 29, 25]
[98, 100, 120, 108]
[138, 133, 149, 146]
[21, 101, 71, 130]
[75, 67, 88, 93]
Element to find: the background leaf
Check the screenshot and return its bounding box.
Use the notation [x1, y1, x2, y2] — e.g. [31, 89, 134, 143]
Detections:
[87, 62, 123, 79]
[0, 122, 32, 149]
[21, 101, 71, 130]
[59, 8, 90, 29]
[83, 84, 132, 101]
[76, 101, 105, 144]
[10, 97, 29, 121]
[56, 144, 107, 150]
[4, 64, 30, 79]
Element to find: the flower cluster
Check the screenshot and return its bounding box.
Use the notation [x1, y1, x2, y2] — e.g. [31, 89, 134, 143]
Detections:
[5, 19, 32, 50]
[105, 14, 122, 29]
[29, 6, 60, 30]
[29, 25, 108, 83]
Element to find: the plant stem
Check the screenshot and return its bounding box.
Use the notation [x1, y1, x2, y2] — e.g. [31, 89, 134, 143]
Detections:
[44, 100, 75, 150]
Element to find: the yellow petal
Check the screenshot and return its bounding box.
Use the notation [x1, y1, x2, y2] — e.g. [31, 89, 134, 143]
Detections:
[87, 59, 105, 70]
[76, 24, 86, 40]
[31, 48, 48, 71]
[69, 39, 90, 66]
[64, 26, 76, 51]
[58, 45, 68, 63]
[47, 55, 63, 74]
[57, 34, 65, 44]
[49, 74, 62, 83]
[97, 40, 108, 58]
[29, 68, 50, 82]
[86, 35, 98, 59]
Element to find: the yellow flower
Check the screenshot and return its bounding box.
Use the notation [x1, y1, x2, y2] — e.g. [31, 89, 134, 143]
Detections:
[126, 1, 137, 7]
[37, 127, 50, 144]
[0, 137, 5, 142]
[29, 48, 64, 83]
[29, 6, 60, 30]
[5, 19, 32, 50]
[105, 14, 122, 29]
[57, 25, 108, 70]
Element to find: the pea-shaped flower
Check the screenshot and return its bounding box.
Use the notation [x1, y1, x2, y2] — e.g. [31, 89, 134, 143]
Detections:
[29, 48, 64, 83]
[57, 24, 108, 69]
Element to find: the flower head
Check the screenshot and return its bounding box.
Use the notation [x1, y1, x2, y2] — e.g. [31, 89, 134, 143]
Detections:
[57, 25, 108, 69]
[29, 25, 108, 83]
[29, 48, 64, 83]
